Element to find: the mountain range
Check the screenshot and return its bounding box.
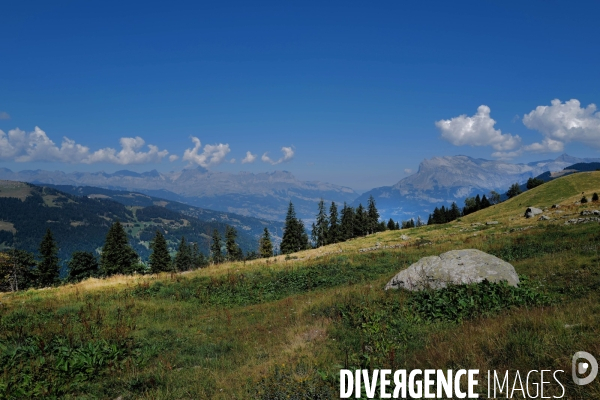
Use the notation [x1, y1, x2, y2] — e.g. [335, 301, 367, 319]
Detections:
[0, 168, 357, 221]
[2, 153, 599, 222]
[354, 154, 600, 220]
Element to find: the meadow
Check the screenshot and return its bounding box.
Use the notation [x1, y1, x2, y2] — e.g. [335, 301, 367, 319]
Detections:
[2, 172, 600, 399]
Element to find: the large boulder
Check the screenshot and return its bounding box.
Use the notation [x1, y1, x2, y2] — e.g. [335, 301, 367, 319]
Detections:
[385, 249, 519, 291]
[524, 207, 543, 218]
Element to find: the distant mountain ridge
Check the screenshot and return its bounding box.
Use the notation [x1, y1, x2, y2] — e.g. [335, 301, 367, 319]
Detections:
[354, 154, 600, 220]
[0, 168, 357, 221]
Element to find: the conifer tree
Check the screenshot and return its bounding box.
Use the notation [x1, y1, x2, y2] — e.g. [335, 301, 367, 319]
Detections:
[67, 251, 99, 282]
[38, 228, 60, 286]
[210, 230, 224, 264]
[191, 242, 208, 268]
[100, 221, 138, 276]
[328, 202, 340, 244]
[387, 218, 396, 230]
[174, 236, 193, 271]
[474, 195, 482, 211]
[481, 195, 491, 208]
[225, 226, 243, 261]
[450, 202, 461, 220]
[506, 183, 522, 199]
[340, 203, 354, 241]
[259, 227, 273, 258]
[354, 204, 367, 237]
[312, 199, 329, 248]
[281, 202, 309, 254]
[395, 221, 400, 230]
[149, 231, 172, 273]
[367, 195, 380, 233]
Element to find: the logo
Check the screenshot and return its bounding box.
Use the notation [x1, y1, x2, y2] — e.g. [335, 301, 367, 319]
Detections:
[572, 351, 598, 385]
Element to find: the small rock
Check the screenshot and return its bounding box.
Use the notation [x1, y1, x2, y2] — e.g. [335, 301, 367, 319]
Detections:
[539, 215, 550, 221]
[486, 221, 498, 225]
[551, 204, 560, 209]
[524, 207, 543, 218]
[400, 235, 410, 240]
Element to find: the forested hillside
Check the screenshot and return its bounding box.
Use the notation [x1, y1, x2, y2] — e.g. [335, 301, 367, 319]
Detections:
[0, 181, 257, 265]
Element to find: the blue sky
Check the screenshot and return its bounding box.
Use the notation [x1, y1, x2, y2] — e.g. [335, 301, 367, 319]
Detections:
[1, 1, 600, 191]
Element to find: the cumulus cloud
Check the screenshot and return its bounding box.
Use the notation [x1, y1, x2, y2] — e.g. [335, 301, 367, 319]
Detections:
[230, 158, 236, 163]
[241, 151, 257, 164]
[522, 99, 600, 149]
[436, 105, 522, 151]
[182, 136, 230, 167]
[261, 146, 294, 165]
[0, 112, 10, 120]
[169, 155, 179, 162]
[0, 126, 169, 164]
[404, 168, 413, 174]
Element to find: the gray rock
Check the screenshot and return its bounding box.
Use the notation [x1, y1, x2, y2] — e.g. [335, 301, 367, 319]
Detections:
[580, 210, 600, 216]
[539, 215, 550, 221]
[385, 249, 519, 291]
[551, 204, 560, 209]
[486, 221, 498, 225]
[524, 207, 543, 218]
[400, 235, 410, 240]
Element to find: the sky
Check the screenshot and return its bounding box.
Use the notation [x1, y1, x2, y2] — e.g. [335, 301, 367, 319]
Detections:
[1, 1, 600, 191]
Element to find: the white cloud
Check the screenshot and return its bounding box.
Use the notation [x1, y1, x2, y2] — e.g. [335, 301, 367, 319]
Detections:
[522, 137, 564, 153]
[522, 99, 600, 149]
[230, 158, 236, 163]
[0, 112, 10, 120]
[0, 126, 169, 164]
[169, 154, 179, 162]
[182, 136, 230, 167]
[435, 105, 522, 151]
[404, 168, 413, 174]
[241, 151, 257, 164]
[261, 146, 295, 165]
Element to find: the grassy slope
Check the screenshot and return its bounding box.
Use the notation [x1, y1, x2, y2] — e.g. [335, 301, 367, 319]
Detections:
[2, 173, 600, 398]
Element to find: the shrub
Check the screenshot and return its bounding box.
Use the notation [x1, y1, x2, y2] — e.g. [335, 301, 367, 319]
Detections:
[592, 193, 599, 202]
[581, 195, 588, 204]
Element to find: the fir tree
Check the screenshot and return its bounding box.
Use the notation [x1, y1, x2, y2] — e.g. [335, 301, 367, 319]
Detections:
[174, 236, 193, 271]
[210, 230, 224, 264]
[340, 203, 354, 241]
[474, 195, 482, 211]
[387, 218, 396, 230]
[281, 202, 309, 254]
[225, 226, 243, 261]
[506, 183, 522, 199]
[312, 199, 329, 248]
[450, 202, 461, 220]
[191, 242, 208, 268]
[259, 227, 273, 258]
[100, 221, 138, 276]
[593, 193, 599, 202]
[149, 230, 172, 273]
[38, 228, 60, 286]
[367, 195, 380, 233]
[67, 251, 99, 282]
[395, 222, 400, 230]
[328, 202, 340, 244]
[354, 204, 367, 237]
[481, 195, 491, 209]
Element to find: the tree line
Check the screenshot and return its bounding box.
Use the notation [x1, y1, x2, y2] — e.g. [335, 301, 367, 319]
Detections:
[0, 219, 275, 292]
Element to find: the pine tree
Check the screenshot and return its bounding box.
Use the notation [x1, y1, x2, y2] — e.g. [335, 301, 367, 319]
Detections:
[481, 195, 491, 209]
[387, 218, 396, 230]
[190, 242, 208, 268]
[328, 202, 340, 244]
[506, 183, 522, 199]
[395, 221, 400, 230]
[149, 231, 172, 273]
[38, 228, 60, 287]
[210, 230, 224, 264]
[259, 227, 273, 258]
[340, 203, 354, 241]
[67, 251, 99, 282]
[312, 199, 329, 248]
[450, 202, 461, 220]
[225, 226, 243, 261]
[367, 195, 380, 233]
[354, 204, 367, 237]
[174, 236, 193, 271]
[281, 202, 309, 254]
[100, 221, 138, 276]
[474, 195, 482, 211]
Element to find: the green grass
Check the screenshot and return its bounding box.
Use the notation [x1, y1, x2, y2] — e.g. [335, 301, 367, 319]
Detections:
[2, 173, 600, 398]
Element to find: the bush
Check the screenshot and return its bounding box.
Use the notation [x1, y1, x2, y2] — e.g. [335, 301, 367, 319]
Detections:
[592, 193, 598, 202]
[581, 195, 588, 204]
